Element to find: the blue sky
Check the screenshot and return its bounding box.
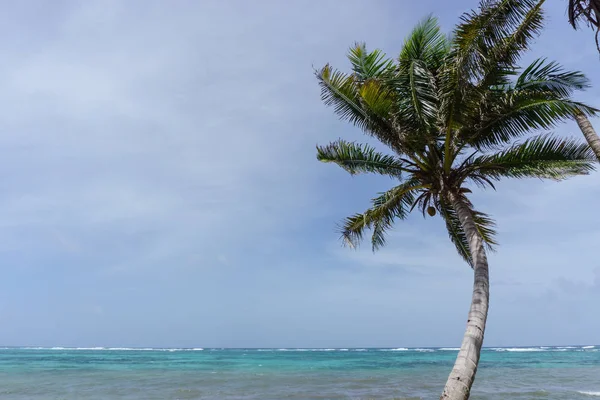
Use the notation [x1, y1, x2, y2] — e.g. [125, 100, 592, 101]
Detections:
[0, 0, 598, 348]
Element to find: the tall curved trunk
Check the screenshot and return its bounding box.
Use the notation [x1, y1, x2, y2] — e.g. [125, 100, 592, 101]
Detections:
[440, 194, 490, 400]
[574, 112, 600, 161]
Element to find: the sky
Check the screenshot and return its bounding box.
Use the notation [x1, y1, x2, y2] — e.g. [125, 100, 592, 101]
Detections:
[0, 0, 598, 348]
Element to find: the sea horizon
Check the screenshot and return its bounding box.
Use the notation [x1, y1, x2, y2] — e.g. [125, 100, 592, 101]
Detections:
[2, 344, 598, 350]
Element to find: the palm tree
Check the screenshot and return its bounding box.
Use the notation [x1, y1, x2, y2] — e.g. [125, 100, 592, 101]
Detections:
[568, 0, 600, 51]
[574, 111, 600, 160]
[314, 1, 597, 399]
[563, 0, 600, 160]
[565, 0, 600, 160]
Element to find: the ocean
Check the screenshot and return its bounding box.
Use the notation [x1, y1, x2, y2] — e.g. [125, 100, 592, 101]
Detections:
[0, 346, 598, 399]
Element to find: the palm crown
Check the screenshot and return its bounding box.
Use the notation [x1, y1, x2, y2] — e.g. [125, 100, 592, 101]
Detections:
[316, 0, 598, 266]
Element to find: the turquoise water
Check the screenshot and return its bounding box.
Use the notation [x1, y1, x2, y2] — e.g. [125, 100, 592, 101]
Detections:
[0, 347, 599, 399]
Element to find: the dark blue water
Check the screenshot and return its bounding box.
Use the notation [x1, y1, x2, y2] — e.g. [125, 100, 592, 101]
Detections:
[0, 346, 598, 399]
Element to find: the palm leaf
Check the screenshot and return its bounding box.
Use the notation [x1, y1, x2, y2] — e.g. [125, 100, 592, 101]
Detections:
[488, 0, 545, 67]
[468, 134, 597, 181]
[451, 0, 540, 82]
[347, 43, 394, 82]
[439, 199, 497, 267]
[470, 0, 545, 93]
[463, 92, 598, 150]
[569, 0, 600, 28]
[339, 181, 422, 250]
[399, 15, 449, 71]
[316, 140, 406, 177]
[317, 66, 373, 133]
[440, 0, 545, 132]
[568, 0, 600, 51]
[317, 65, 407, 153]
[515, 58, 590, 97]
[359, 80, 397, 119]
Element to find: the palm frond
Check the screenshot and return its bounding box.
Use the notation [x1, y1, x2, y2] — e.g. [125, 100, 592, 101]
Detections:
[515, 58, 591, 97]
[347, 43, 394, 82]
[339, 181, 422, 250]
[569, 0, 600, 28]
[359, 80, 397, 119]
[317, 65, 410, 154]
[489, 0, 545, 66]
[440, 0, 544, 130]
[316, 140, 406, 177]
[399, 15, 449, 71]
[468, 134, 597, 181]
[568, 0, 600, 51]
[317, 66, 369, 129]
[393, 16, 448, 133]
[439, 199, 497, 267]
[463, 93, 598, 150]
[396, 59, 439, 127]
[452, 0, 540, 82]
[474, 0, 545, 91]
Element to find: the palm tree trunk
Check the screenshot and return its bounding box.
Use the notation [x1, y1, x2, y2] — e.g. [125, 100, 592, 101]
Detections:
[574, 112, 600, 161]
[440, 193, 490, 400]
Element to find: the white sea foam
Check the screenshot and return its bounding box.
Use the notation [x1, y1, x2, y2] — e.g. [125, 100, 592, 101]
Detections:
[507, 348, 544, 352]
[578, 391, 600, 396]
[488, 346, 587, 352]
[75, 347, 105, 350]
[354, 349, 368, 352]
[382, 348, 409, 351]
[582, 346, 595, 349]
[272, 348, 337, 352]
[492, 348, 543, 352]
[12, 347, 203, 352]
[106, 348, 154, 351]
[414, 348, 435, 352]
[296, 349, 336, 351]
[439, 348, 460, 351]
[163, 348, 203, 352]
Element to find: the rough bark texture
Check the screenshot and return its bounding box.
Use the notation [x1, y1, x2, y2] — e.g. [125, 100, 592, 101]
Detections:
[574, 112, 600, 161]
[440, 194, 490, 400]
